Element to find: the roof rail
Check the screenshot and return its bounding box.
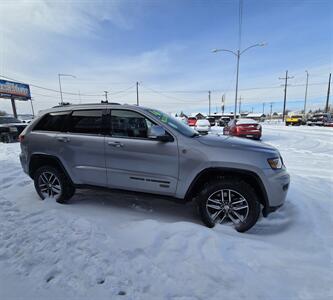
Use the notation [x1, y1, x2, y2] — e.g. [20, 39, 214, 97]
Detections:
[52, 102, 121, 108]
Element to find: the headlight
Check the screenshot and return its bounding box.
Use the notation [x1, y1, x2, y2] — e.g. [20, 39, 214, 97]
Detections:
[267, 157, 283, 169]
[9, 126, 18, 132]
[256, 124, 261, 130]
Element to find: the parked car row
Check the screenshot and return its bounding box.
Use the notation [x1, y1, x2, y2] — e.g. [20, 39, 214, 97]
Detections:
[285, 113, 332, 127]
[306, 113, 332, 127]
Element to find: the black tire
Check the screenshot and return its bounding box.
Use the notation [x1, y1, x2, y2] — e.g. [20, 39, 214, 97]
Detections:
[33, 165, 75, 204]
[197, 178, 260, 232]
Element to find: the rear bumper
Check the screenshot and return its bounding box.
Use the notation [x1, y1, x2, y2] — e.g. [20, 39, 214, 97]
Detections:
[238, 133, 261, 139]
[19, 153, 29, 175]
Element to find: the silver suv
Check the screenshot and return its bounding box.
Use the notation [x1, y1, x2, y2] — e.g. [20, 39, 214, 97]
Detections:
[19, 103, 290, 232]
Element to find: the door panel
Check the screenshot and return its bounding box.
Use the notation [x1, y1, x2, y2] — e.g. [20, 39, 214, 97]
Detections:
[56, 109, 107, 186]
[105, 109, 179, 196]
[105, 137, 178, 195]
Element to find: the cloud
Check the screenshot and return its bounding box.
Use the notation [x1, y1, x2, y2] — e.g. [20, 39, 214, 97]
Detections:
[0, 0, 131, 36]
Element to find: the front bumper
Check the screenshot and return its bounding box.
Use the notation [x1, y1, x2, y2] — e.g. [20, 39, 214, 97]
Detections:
[262, 168, 290, 217]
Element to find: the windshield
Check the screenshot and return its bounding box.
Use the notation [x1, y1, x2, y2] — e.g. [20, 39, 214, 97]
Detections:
[0, 117, 21, 124]
[145, 109, 198, 137]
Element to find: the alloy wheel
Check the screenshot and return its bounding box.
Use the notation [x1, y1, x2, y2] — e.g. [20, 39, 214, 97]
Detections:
[38, 171, 62, 199]
[206, 189, 249, 225]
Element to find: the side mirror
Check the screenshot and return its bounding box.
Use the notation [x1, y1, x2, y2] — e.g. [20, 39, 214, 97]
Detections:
[148, 125, 173, 142]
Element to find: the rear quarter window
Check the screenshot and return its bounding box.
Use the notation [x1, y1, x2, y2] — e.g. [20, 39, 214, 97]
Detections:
[33, 112, 70, 132]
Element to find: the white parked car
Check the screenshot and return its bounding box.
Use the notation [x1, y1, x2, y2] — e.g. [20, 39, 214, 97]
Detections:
[194, 119, 211, 134]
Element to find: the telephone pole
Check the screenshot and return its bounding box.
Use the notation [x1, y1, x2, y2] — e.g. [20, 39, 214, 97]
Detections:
[304, 71, 309, 114]
[104, 91, 108, 102]
[279, 70, 294, 121]
[262, 102, 265, 114]
[208, 90, 211, 116]
[221, 94, 225, 114]
[270, 102, 273, 119]
[136, 81, 139, 106]
[238, 96, 242, 114]
[325, 73, 331, 113]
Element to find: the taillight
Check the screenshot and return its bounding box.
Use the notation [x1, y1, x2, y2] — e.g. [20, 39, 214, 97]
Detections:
[19, 134, 25, 143]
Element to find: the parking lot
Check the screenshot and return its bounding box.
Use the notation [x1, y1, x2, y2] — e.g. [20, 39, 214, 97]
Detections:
[0, 124, 332, 300]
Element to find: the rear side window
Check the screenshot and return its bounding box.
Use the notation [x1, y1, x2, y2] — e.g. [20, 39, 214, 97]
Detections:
[67, 110, 103, 134]
[33, 112, 69, 132]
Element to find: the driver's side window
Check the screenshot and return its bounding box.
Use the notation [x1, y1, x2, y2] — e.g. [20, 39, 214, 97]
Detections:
[110, 109, 156, 138]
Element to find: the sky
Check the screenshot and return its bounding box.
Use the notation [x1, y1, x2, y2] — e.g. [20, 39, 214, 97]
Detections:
[0, 0, 332, 116]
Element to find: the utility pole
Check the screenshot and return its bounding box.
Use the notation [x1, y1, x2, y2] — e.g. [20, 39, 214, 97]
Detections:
[251, 107, 254, 113]
[270, 102, 273, 120]
[304, 71, 309, 114]
[325, 73, 331, 113]
[136, 81, 139, 106]
[221, 94, 225, 115]
[279, 70, 294, 122]
[104, 91, 108, 102]
[238, 96, 242, 115]
[208, 90, 211, 116]
[262, 102, 265, 114]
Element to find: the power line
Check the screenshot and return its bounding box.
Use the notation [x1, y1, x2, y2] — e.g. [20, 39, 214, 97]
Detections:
[0, 74, 104, 97]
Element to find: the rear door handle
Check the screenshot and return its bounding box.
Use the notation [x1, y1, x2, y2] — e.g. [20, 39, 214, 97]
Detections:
[57, 136, 70, 143]
[108, 141, 124, 148]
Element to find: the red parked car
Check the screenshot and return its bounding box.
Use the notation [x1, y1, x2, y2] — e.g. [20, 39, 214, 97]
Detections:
[188, 117, 197, 126]
[223, 118, 262, 140]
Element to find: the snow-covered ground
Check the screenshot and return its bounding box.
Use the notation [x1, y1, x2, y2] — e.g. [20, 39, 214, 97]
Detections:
[0, 124, 332, 300]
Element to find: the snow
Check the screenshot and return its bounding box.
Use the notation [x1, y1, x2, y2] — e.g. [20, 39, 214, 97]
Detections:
[1, 125, 333, 300]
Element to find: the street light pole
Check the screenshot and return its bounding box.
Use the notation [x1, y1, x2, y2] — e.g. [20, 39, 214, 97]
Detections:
[325, 73, 331, 113]
[58, 73, 76, 105]
[136, 81, 139, 106]
[234, 50, 240, 117]
[58, 74, 63, 105]
[208, 90, 211, 116]
[212, 42, 266, 119]
[304, 71, 309, 114]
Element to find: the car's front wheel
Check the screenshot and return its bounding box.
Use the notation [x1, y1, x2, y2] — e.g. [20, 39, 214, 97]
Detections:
[34, 165, 75, 204]
[197, 178, 260, 232]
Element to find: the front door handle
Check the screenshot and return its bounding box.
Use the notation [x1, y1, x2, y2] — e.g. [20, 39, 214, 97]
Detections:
[108, 141, 124, 148]
[57, 136, 70, 143]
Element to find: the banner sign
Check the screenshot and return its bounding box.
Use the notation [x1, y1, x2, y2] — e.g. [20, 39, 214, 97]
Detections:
[0, 79, 31, 100]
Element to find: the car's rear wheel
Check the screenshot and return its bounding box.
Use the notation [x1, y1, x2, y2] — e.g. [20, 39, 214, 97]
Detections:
[34, 165, 75, 204]
[197, 178, 260, 232]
